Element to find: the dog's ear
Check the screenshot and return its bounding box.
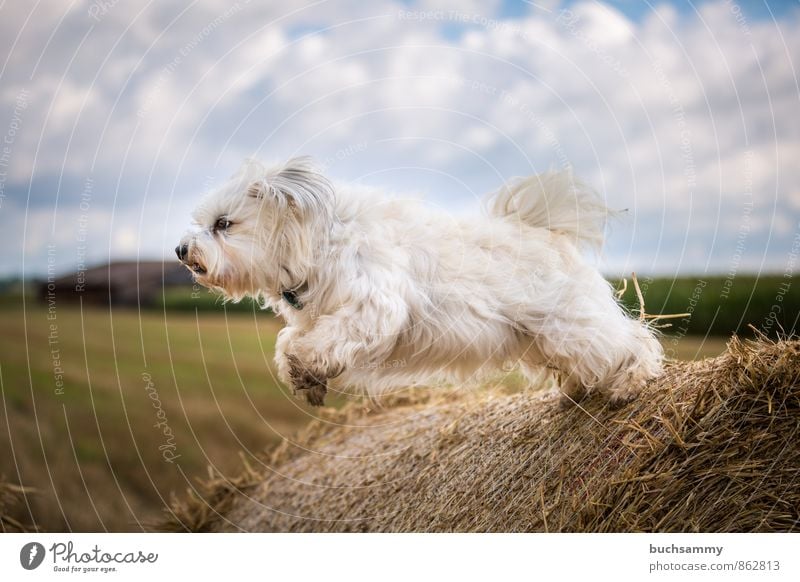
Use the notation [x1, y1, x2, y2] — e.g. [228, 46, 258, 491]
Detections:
[248, 157, 334, 219]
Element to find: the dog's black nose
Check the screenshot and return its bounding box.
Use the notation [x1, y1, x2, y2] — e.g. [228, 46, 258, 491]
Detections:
[175, 244, 188, 261]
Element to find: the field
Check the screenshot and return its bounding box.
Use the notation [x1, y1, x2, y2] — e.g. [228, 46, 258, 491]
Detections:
[0, 301, 311, 531]
[613, 274, 798, 337]
[0, 272, 794, 531]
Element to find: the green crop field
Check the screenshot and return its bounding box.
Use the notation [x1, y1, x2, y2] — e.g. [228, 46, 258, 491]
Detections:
[613, 274, 798, 337]
[0, 272, 794, 531]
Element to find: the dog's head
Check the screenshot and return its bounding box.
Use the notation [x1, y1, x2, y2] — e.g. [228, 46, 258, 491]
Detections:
[176, 157, 334, 302]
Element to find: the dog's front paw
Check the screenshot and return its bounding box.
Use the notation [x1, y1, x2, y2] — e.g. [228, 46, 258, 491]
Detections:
[287, 354, 328, 406]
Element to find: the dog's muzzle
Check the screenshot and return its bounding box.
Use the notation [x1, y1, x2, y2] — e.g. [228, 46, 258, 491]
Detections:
[175, 244, 188, 261]
[175, 242, 206, 274]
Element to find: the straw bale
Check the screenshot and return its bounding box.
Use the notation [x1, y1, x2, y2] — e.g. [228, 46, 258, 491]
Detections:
[161, 337, 799, 532]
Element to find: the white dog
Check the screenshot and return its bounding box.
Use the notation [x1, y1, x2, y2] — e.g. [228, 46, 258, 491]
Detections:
[177, 157, 663, 407]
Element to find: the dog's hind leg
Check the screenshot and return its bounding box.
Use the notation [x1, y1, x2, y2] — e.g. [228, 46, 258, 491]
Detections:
[533, 316, 662, 408]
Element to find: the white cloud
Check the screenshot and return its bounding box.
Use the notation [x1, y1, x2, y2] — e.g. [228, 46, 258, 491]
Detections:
[1, 0, 799, 277]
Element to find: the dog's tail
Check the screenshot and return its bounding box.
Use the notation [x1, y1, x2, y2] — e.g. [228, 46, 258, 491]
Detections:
[485, 169, 611, 251]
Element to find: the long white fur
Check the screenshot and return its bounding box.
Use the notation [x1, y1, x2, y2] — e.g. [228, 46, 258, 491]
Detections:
[180, 157, 664, 406]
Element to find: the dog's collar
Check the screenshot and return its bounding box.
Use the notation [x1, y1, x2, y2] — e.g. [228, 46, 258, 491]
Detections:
[281, 283, 307, 311]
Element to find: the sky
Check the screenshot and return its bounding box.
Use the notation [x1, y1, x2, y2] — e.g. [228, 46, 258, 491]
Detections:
[0, 0, 798, 279]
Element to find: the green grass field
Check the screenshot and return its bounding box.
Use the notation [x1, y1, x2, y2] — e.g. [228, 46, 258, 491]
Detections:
[0, 271, 793, 531]
[0, 301, 312, 531]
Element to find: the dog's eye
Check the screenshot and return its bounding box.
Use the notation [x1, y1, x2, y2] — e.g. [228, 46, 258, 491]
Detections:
[213, 217, 232, 232]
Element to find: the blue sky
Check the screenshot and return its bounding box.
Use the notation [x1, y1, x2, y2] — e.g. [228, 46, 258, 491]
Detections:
[1, 0, 798, 278]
